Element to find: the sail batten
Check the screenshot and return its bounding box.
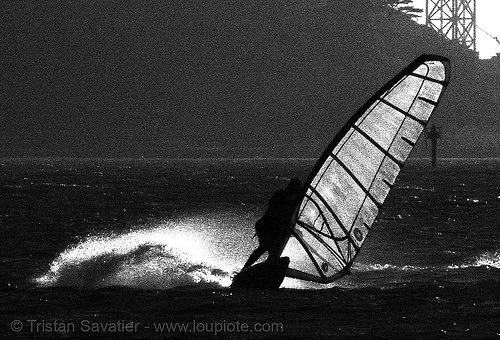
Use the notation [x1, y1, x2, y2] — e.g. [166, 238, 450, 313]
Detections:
[293, 231, 330, 279]
[379, 98, 427, 126]
[410, 72, 448, 84]
[401, 136, 416, 146]
[300, 220, 348, 242]
[333, 155, 383, 209]
[418, 96, 438, 106]
[306, 185, 352, 239]
[281, 55, 450, 283]
[352, 125, 404, 168]
[299, 197, 347, 249]
[300, 225, 347, 272]
[303, 224, 351, 260]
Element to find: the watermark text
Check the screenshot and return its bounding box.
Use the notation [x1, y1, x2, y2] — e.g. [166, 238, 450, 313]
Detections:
[10, 319, 284, 335]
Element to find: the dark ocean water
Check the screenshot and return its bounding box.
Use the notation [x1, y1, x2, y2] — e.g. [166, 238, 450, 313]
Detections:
[1, 158, 499, 339]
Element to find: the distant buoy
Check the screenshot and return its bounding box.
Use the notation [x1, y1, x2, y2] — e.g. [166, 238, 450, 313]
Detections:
[425, 123, 442, 167]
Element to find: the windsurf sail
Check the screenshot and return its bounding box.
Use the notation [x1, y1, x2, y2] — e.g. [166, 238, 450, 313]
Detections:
[282, 54, 450, 283]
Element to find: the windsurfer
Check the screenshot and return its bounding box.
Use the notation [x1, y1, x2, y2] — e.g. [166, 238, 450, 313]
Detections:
[242, 178, 302, 269]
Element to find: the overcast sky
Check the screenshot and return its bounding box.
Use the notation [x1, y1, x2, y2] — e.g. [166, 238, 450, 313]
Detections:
[1, 1, 498, 159]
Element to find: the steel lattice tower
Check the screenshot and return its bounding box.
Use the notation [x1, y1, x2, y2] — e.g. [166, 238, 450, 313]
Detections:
[426, 0, 476, 52]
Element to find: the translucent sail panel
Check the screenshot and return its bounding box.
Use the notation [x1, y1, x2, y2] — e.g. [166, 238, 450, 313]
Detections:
[413, 61, 446, 81]
[283, 55, 450, 283]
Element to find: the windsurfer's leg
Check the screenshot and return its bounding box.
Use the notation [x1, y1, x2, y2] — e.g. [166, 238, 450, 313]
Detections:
[266, 225, 290, 261]
[267, 241, 283, 262]
[266, 247, 279, 262]
[242, 246, 266, 269]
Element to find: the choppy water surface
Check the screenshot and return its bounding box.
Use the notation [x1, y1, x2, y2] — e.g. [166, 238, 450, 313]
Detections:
[1, 158, 499, 339]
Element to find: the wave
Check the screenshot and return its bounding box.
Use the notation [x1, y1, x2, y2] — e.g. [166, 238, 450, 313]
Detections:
[353, 262, 430, 272]
[448, 251, 500, 270]
[355, 252, 500, 274]
[34, 225, 237, 289]
[398, 185, 435, 192]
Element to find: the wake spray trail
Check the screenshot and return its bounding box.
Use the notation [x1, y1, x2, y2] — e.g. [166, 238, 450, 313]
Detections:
[34, 222, 242, 289]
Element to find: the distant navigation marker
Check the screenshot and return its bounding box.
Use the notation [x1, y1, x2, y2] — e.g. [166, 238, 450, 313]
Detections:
[426, 0, 476, 52]
[425, 123, 442, 167]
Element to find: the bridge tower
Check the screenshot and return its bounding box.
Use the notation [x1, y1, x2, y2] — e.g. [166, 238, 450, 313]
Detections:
[425, 0, 476, 52]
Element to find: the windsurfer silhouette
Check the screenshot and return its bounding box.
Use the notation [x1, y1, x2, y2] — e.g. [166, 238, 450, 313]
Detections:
[242, 178, 303, 270]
